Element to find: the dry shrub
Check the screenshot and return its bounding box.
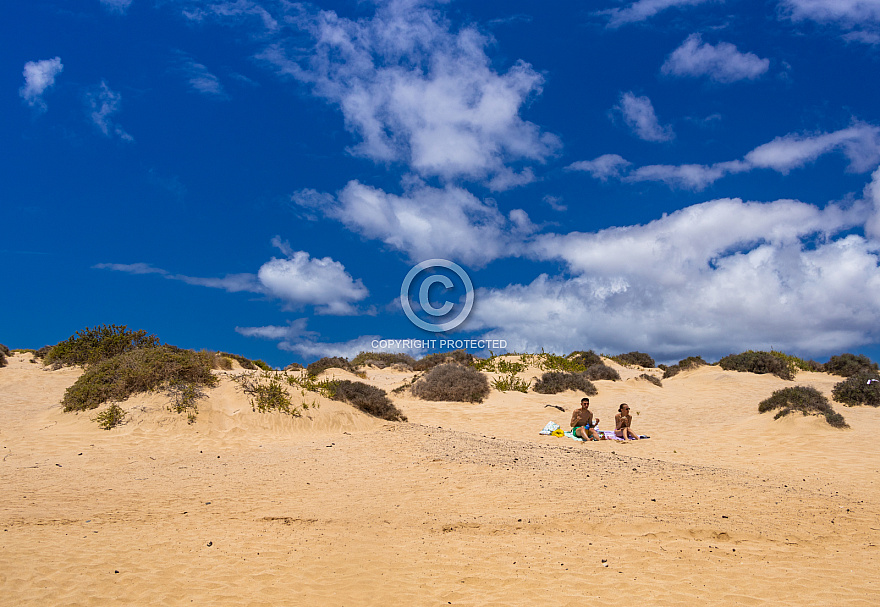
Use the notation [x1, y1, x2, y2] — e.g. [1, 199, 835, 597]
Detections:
[566, 350, 602, 368]
[611, 351, 655, 368]
[824, 353, 879, 377]
[307, 356, 354, 375]
[532, 372, 597, 395]
[831, 371, 880, 407]
[583, 363, 620, 381]
[351, 351, 416, 370]
[718, 351, 794, 381]
[639, 373, 662, 387]
[413, 350, 475, 371]
[331, 380, 407, 421]
[662, 355, 707, 379]
[44, 325, 160, 367]
[62, 345, 217, 412]
[284, 362, 304, 371]
[412, 363, 489, 402]
[758, 386, 847, 428]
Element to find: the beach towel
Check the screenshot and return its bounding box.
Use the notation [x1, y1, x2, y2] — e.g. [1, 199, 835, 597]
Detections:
[539, 421, 561, 435]
[565, 430, 649, 442]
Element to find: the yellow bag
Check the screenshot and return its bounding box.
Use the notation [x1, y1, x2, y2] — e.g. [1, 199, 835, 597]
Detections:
[550, 428, 564, 437]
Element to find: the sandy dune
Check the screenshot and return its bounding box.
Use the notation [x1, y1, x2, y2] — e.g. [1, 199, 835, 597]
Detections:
[2, 352, 879, 605]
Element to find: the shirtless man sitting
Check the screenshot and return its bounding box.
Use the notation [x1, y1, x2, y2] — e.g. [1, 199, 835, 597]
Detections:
[570, 397, 601, 441]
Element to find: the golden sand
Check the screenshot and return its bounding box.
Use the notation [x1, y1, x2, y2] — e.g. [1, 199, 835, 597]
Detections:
[2, 352, 878, 605]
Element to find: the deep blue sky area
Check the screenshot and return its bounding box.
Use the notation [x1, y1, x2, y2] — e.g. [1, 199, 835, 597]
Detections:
[3, 0, 880, 367]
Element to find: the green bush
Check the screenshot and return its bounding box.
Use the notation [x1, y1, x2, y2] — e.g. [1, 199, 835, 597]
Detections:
[583, 363, 620, 381]
[824, 353, 879, 377]
[44, 325, 160, 368]
[610, 351, 655, 368]
[662, 356, 708, 379]
[566, 350, 602, 368]
[34, 345, 51, 359]
[0, 343, 10, 357]
[61, 345, 217, 412]
[532, 371, 597, 395]
[538, 354, 587, 374]
[831, 371, 880, 407]
[307, 356, 354, 376]
[215, 351, 258, 369]
[351, 351, 416, 369]
[412, 363, 489, 402]
[166, 381, 207, 423]
[718, 351, 794, 381]
[93, 403, 127, 430]
[284, 362, 304, 371]
[758, 386, 847, 428]
[413, 350, 475, 371]
[639, 373, 662, 387]
[492, 373, 530, 393]
[330, 380, 407, 421]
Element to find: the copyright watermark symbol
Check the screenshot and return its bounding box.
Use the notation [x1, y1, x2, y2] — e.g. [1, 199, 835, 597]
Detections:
[400, 259, 474, 332]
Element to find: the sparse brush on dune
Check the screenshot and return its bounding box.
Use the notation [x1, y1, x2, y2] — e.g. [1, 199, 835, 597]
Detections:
[566, 350, 602, 368]
[583, 363, 620, 381]
[44, 324, 160, 368]
[758, 386, 848, 428]
[61, 345, 217, 413]
[413, 350, 474, 371]
[412, 363, 489, 403]
[661, 355, 707, 378]
[351, 351, 416, 370]
[329, 379, 407, 421]
[532, 371, 597, 395]
[307, 356, 354, 376]
[832, 371, 880, 407]
[717, 351, 795, 381]
[610, 351, 656, 368]
[824, 353, 879, 377]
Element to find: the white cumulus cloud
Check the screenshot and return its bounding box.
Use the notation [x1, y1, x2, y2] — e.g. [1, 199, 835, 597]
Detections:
[467, 192, 880, 360]
[662, 34, 770, 83]
[567, 154, 632, 181]
[612, 92, 675, 142]
[20, 57, 63, 111]
[293, 180, 535, 267]
[780, 0, 880, 43]
[100, 0, 133, 14]
[259, 0, 559, 185]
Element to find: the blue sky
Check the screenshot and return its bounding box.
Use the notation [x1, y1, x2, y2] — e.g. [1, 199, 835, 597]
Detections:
[4, 0, 880, 367]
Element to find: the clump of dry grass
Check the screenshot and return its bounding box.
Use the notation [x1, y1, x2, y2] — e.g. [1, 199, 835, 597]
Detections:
[412, 363, 489, 403]
[330, 380, 407, 421]
[758, 386, 847, 428]
[532, 372, 597, 395]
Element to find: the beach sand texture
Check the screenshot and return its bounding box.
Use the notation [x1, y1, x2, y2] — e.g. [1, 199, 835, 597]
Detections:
[2, 352, 879, 606]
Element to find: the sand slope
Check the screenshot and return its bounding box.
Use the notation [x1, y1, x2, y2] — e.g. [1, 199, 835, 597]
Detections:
[2, 353, 879, 605]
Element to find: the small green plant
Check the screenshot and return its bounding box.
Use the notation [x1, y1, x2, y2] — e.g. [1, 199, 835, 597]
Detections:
[93, 403, 127, 430]
[532, 372, 597, 395]
[496, 359, 526, 374]
[412, 363, 489, 402]
[758, 386, 847, 428]
[539, 354, 587, 374]
[831, 371, 880, 407]
[166, 381, 207, 423]
[235, 371, 301, 416]
[285, 370, 337, 398]
[44, 324, 160, 368]
[662, 355, 708, 378]
[492, 373, 530, 393]
[566, 350, 602, 368]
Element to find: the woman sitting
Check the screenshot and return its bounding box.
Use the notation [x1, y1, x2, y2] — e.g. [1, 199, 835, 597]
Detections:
[614, 403, 639, 440]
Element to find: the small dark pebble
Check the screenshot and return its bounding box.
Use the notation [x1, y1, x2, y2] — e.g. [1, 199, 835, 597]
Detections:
[722, 515, 729, 519]
[207, 541, 213, 547]
[115, 570, 119, 574]
[205, 502, 211, 505]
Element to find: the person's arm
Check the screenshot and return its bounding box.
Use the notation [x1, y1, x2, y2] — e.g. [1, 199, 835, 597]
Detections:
[570, 409, 579, 427]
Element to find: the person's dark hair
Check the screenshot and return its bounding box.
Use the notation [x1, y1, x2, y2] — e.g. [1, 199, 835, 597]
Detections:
[581, 397, 589, 403]
[618, 403, 629, 412]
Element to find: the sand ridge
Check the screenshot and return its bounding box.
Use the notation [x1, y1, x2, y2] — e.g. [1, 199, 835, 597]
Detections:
[2, 352, 879, 605]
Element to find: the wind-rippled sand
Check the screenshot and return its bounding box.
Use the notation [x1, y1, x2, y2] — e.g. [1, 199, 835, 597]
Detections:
[2, 353, 878, 605]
